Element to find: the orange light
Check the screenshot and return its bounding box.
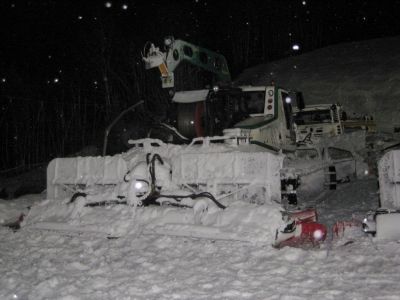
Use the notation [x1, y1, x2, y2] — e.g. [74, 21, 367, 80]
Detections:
[267, 105, 272, 110]
[158, 63, 169, 77]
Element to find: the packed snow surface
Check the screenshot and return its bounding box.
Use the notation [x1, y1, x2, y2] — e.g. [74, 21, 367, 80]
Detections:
[3, 178, 400, 300]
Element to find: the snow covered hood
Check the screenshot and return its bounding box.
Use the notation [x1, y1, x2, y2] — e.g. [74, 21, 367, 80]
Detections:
[172, 89, 209, 103]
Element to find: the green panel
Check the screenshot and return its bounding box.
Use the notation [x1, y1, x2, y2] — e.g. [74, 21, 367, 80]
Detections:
[167, 40, 231, 82]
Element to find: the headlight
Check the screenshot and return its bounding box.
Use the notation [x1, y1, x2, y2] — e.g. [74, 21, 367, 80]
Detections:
[132, 179, 149, 196]
[134, 181, 143, 189]
[164, 36, 174, 47]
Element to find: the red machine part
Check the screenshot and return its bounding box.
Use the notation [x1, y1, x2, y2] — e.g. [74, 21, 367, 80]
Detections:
[275, 208, 327, 249]
[332, 220, 362, 239]
[277, 221, 327, 249]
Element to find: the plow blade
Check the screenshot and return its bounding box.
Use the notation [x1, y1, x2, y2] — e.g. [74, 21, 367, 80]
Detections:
[22, 198, 318, 246]
[139, 201, 285, 244]
[22, 197, 284, 243]
[23, 199, 136, 237]
[22, 198, 327, 248]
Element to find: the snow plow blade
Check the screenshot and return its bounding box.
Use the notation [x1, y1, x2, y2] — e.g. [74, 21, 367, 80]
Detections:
[23, 198, 136, 237]
[23, 197, 284, 243]
[23, 196, 326, 247]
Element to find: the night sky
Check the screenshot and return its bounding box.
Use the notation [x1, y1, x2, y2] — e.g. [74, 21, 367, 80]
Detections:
[2, 0, 400, 86]
[1, 0, 400, 169]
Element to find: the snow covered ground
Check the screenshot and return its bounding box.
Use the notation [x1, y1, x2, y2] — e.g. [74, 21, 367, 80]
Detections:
[2, 177, 400, 300]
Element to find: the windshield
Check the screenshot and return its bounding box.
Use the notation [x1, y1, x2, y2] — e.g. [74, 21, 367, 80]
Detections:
[240, 91, 266, 114]
[294, 109, 331, 125]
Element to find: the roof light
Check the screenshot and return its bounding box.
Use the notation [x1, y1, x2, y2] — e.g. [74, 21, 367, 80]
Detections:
[164, 36, 174, 47]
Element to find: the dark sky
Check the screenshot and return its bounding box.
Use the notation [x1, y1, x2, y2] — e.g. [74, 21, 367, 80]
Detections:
[1, 0, 400, 168]
[1, 0, 400, 87]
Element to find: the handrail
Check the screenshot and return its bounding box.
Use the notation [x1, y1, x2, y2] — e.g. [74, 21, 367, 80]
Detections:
[102, 101, 144, 156]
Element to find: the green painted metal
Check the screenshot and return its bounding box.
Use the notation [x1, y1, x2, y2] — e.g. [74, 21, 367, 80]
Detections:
[166, 39, 231, 83]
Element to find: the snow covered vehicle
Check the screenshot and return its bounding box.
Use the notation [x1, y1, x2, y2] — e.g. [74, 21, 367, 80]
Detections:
[332, 149, 400, 241]
[362, 150, 400, 239]
[171, 85, 298, 150]
[142, 36, 347, 149]
[23, 137, 326, 248]
[283, 144, 369, 198]
[21, 36, 370, 248]
[292, 104, 345, 144]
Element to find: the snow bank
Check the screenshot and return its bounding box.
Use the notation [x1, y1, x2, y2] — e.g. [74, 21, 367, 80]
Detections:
[0, 194, 41, 225]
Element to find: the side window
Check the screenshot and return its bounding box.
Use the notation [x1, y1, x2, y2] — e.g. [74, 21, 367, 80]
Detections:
[328, 147, 353, 160]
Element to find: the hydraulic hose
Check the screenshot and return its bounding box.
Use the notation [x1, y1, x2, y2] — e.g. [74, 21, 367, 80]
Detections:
[153, 192, 226, 210]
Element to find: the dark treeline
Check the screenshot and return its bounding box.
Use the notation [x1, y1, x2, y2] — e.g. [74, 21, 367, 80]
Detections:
[1, 0, 400, 171]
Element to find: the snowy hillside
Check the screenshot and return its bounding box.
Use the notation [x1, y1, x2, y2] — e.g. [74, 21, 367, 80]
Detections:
[235, 36, 400, 132]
